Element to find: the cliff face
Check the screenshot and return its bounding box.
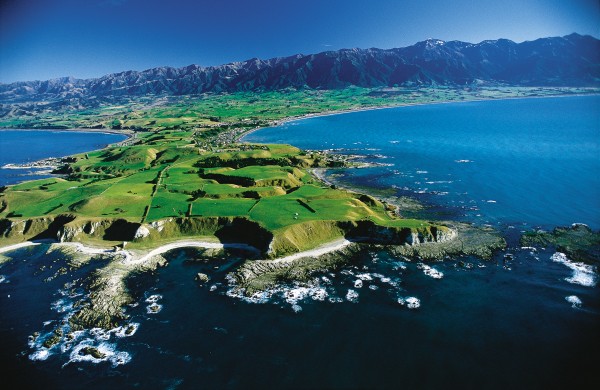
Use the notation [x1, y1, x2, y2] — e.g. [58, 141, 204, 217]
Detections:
[0, 215, 456, 258]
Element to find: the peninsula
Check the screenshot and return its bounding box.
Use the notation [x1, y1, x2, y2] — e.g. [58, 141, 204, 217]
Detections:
[1, 33, 598, 330]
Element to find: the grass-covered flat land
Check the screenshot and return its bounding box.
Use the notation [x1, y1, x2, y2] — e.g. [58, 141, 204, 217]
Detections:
[0, 86, 596, 255]
[0, 123, 440, 256]
[2, 86, 596, 134]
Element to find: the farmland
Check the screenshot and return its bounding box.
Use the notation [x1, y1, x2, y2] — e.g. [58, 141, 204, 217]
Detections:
[1, 85, 585, 254]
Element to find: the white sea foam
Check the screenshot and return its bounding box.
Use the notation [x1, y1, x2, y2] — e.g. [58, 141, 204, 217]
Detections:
[145, 294, 163, 303]
[368, 285, 379, 290]
[565, 295, 582, 308]
[520, 246, 537, 251]
[291, 304, 302, 313]
[551, 252, 596, 287]
[369, 272, 400, 286]
[572, 223, 589, 228]
[398, 296, 421, 309]
[210, 285, 218, 292]
[418, 263, 444, 279]
[328, 297, 344, 303]
[226, 288, 272, 304]
[310, 288, 328, 301]
[29, 349, 51, 361]
[346, 289, 359, 303]
[354, 279, 363, 288]
[146, 303, 163, 314]
[284, 287, 311, 304]
[393, 262, 407, 271]
[68, 340, 131, 367]
[356, 273, 373, 281]
[28, 281, 140, 367]
[0, 275, 6, 283]
[50, 298, 73, 313]
[90, 327, 111, 341]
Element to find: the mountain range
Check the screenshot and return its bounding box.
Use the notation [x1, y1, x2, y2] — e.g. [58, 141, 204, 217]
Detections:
[1, 33, 598, 104]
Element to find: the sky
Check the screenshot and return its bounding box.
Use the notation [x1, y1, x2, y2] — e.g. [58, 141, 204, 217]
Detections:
[1, 0, 598, 83]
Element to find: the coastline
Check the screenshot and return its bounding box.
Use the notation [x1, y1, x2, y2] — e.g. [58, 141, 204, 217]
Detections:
[0, 127, 133, 147]
[0, 128, 133, 173]
[237, 91, 600, 142]
[0, 127, 134, 137]
[0, 237, 350, 266]
[238, 92, 600, 221]
[1, 92, 597, 265]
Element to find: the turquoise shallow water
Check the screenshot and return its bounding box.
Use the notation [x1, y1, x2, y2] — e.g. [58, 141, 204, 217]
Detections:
[1, 97, 599, 388]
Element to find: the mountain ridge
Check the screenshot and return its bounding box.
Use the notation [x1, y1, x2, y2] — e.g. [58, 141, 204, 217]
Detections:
[1, 33, 598, 103]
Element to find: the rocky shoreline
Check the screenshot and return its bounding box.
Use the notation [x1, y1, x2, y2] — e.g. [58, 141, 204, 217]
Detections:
[0, 214, 508, 331]
[2, 157, 63, 170]
[521, 223, 600, 265]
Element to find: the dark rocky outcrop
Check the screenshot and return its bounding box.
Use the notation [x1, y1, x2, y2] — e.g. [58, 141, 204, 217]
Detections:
[520, 224, 600, 264]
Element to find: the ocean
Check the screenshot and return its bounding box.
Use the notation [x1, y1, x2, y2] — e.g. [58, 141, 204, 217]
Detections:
[244, 96, 600, 230]
[1, 97, 599, 389]
[0, 130, 127, 185]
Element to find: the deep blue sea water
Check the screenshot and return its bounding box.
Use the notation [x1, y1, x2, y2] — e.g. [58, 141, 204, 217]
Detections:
[1, 97, 599, 389]
[0, 130, 126, 185]
[245, 96, 600, 230]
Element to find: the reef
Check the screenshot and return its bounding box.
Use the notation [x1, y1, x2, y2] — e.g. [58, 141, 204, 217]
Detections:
[520, 224, 600, 265]
[229, 222, 505, 295]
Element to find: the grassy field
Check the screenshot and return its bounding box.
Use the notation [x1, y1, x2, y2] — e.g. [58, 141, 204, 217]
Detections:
[0, 134, 426, 238]
[1, 86, 595, 249]
[2, 86, 596, 134]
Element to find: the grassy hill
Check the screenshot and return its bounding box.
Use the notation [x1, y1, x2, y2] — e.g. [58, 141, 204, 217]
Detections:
[3, 86, 584, 255]
[0, 129, 446, 256]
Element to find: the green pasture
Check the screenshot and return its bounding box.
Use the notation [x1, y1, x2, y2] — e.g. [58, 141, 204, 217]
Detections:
[4, 87, 546, 237]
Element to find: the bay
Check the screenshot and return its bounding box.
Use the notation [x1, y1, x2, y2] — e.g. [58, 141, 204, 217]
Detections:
[1, 97, 598, 389]
[0, 130, 127, 185]
[244, 96, 600, 230]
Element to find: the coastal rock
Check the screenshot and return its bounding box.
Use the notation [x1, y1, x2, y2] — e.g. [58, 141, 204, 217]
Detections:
[42, 328, 63, 349]
[67, 247, 168, 330]
[232, 243, 362, 295]
[520, 224, 600, 264]
[388, 222, 505, 260]
[83, 220, 103, 235]
[69, 262, 133, 330]
[0, 218, 55, 238]
[80, 346, 106, 359]
[150, 219, 167, 232]
[133, 225, 150, 240]
[195, 272, 210, 284]
[57, 224, 84, 242]
[267, 220, 456, 258]
[342, 220, 456, 246]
